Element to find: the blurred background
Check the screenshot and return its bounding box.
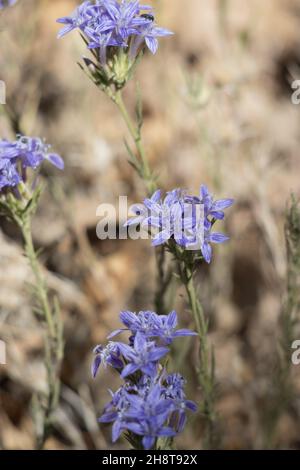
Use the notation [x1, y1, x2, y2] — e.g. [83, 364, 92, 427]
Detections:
[0, 0, 300, 449]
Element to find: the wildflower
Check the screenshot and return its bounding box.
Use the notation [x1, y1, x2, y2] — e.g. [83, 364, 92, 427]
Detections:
[56, 1, 94, 38]
[0, 136, 64, 191]
[108, 309, 159, 338]
[98, 371, 196, 449]
[0, 158, 21, 190]
[93, 309, 197, 449]
[92, 0, 150, 41]
[57, 0, 173, 64]
[154, 310, 198, 345]
[186, 185, 234, 263]
[91, 342, 123, 377]
[130, 22, 174, 57]
[126, 188, 192, 247]
[165, 373, 197, 432]
[118, 331, 169, 378]
[198, 184, 234, 228]
[124, 382, 175, 449]
[108, 309, 197, 345]
[99, 386, 131, 442]
[125, 186, 234, 263]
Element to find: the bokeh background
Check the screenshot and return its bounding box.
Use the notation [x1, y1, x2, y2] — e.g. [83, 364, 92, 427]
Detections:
[0, 0, 300, 449]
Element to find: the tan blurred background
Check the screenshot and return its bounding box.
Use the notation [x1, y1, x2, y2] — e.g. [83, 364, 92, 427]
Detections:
[0, 0, 300, 449]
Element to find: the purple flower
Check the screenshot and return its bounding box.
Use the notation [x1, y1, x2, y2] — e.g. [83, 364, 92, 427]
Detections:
[165, 373, 197, 432]
[108, 310, 160, 339]
[0, 136, 64, 191]
[199, 229, 230, 264]
[0, 158, 21, 190]
[95, 0, 150, 40]
[199, 184, 234, 228]
[186, 185, 234, 263]
[127, 188, 192, 247]
[108, 310, 197, 345]
[57, 0, 173, 61]
[125, 186, 234, 263]
[125, 383, 175, 449]
[98, 372, 196, 449]
[56, 1, 94, 38]
[91, 342, 123, 377]
[118, 332, 169, 378]
[130, 22, 173, 56]
[99, 386, 131, 442]
[94, 310, 197, 449]
[154, 310, 198, 345]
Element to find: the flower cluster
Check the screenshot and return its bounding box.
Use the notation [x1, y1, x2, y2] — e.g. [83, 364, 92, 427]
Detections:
[0, 136, 64, 191]
[92, 310, 197, 449]
[125, 185, 234, 263]
[57, 0, 173, 59]
[0, 0, 17, 9]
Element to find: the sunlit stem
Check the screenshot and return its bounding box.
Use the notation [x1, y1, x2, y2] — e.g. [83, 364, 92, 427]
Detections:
[114, 89, 156, 195]
[176, 249, 218, 448]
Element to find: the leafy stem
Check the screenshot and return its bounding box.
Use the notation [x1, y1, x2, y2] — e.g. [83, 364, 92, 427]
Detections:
[113, 88, 156, 195]
[174, 245, 218, 448]
[0, 188, 63, 449]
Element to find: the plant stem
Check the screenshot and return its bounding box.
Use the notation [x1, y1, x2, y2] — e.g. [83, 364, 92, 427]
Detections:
[19, 213, 63, 449]
[114, 89, 156, 195]
[113, 88, 173, 316]
[177, 254, 218, 448]
[262, 195, 300, 447]
[21, 217, 55, 338]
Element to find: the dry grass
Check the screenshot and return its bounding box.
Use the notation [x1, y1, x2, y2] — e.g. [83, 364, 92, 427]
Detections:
[0, 0, 300, 449]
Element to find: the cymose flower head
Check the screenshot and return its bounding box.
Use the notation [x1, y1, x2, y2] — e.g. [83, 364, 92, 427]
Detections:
[108, 309, 197, 345]
[0, 136, 64, 191]
[57, 0, 172, 56]
[125, 185, 234, 263]
[92, 309, 197, 449]
[57, 0, 173, 89]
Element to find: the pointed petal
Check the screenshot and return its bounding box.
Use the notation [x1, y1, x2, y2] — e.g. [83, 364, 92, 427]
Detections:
[112, 420, 122, 442]
[145, 36, 158, 54]
[121, 363, 139, 378]
[99, 411, 118, 423]
[200, 184, 209, 199]
[166, 310, 177, 329]
[201, 241, 212, 263]
[91, 355, 101, 378]
[152, 229, 170, 246]
[107, 328, 127, 339]
[46, 153, 64, 169]
[210, 232, 229, 244]
[142, 436, 155, 450]
[148, 346, 169, 362]
[173, 329, 198, 337]
[210, 210, 225, 220]
[212, 198, 234, 210]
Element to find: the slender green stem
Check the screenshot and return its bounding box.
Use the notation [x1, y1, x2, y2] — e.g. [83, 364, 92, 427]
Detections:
[262, 195, 300, 447]
[177, 254, 218, 448]
[0, 184, 64, 448]
[113, 87, 173, 316]
[18, 211, 63, 449]
[21, 217, 55, 338]
[154, 245, 174, 315]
